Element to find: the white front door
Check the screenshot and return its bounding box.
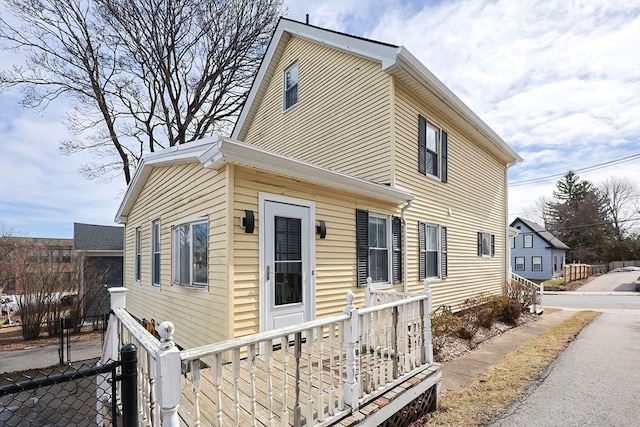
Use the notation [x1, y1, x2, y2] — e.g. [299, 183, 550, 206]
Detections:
[262, 197, 314, 332]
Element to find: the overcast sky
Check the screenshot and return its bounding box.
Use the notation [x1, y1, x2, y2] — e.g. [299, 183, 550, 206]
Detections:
[0, 0, 638, 237]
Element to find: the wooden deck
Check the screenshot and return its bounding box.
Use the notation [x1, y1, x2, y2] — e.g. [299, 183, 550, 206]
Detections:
[178, 339, 441, 427]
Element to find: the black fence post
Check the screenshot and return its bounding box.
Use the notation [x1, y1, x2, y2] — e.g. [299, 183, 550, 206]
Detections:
[120, 343, 138, 427]
[58, 317, 65, 365]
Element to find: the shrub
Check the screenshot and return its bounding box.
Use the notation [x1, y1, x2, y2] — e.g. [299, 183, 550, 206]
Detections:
[500, 299, 523, 325]
[457, 294, 494, 338]
[431, 312, 463, 355]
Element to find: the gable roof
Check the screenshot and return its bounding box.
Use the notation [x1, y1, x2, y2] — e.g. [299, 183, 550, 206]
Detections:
[73, 223, 124, 252]
[115, 135, 413, 223]
[232, 18, 522, 165]
[510, 217, 569, 250]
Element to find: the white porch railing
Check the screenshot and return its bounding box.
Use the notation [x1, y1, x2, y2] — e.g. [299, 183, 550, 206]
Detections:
[100, 280, 435, 427]
[508, 273, 544, 313]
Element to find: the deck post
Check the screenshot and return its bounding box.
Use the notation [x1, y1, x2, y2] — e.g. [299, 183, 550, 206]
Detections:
[422, 279, 433, 365]
[343, 292, 360, 411]
[155, 321, 182, 427]
[104, 288, 128, 362]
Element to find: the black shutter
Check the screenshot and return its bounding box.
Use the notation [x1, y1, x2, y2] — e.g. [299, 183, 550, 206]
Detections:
[356, 209, 369, 286]
[441, 130, 448, 183]
[441, 226, 448, 278]
[477, 232, 482, 256]
[418, 222, 426, 280]
[392, 216, 402, 283]
[418, 115, 426, 175]
[491, 234, 495, 257]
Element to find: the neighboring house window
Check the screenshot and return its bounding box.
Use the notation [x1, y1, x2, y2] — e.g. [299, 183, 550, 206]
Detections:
[152, 220, 161, 287]
[173, 219, 208, 288]
[511, 236, 515, 248]
[284, 62, 298, 110]
[532, 256, 543, 271]
[515, 257, 525, 271]
[524, 234, 533, 248]
[560, 256, 564, 269]
[418, 115, 448, 182]
[135, 227, 141, 282]
[356, 210, 402, 286]
[554, 256, 558, 271]
[419, 222, 448, 280]
[477, 232, 495, 257]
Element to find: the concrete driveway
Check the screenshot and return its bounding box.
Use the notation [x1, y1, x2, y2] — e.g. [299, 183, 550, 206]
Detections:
[577, 271, 639, 292]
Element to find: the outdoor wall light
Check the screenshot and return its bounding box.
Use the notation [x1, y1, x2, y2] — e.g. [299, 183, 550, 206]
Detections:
[316, 220, 326, 238]
[241, 210, 255, 234]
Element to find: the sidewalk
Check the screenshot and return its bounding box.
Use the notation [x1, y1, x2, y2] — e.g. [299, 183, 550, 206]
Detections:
[440, 309, 574, 395]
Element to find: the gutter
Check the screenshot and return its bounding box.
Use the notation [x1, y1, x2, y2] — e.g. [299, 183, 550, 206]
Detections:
[401, 200, 412, 293]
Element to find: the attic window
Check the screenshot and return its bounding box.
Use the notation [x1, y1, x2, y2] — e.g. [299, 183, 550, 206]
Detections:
[284, 62, 298, 110]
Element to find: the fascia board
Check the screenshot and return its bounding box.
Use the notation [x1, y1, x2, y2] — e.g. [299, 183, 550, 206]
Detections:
[200, 138, 413, 204]
[393, 48, 522, 165]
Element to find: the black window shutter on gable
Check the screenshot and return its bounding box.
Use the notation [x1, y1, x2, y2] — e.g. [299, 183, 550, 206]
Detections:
[441, 130, 448, 183]
[477, 232, 482, 256]
[392, 216, 402, 283]
[418, 115, 427, 175]
[418, 222, 426, 280]
[441, 226, 448, 278]
[356, 209, 369, 286]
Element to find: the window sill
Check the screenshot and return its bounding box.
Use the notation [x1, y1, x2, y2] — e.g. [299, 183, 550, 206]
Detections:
[151, 284, 161, 292]
[420, 172, 443, 184]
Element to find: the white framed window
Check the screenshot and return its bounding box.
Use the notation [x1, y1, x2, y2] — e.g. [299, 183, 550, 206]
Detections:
[511, 236, 515, 248]
[368, 214, 390, 283]
[152, 220, 161, 287]
[532, 256, 542, 271]
[135, 227, 141, 282]
[419, 222, 448, 280]
[284, 62, 298, 110]
[356, 210, 402, 287]
[173, 219, 208, 288]
[515, 257, 525, 271]
[524, 234, 533, 248]
[418, 115, 448, 182]
[477, 232, 495, 257]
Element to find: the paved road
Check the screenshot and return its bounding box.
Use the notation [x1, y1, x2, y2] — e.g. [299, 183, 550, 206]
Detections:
[0, 340, 102, 374]
[578, 271, 639, 292]
[490, 272, 640, 426]
[489, 312, 640, 426]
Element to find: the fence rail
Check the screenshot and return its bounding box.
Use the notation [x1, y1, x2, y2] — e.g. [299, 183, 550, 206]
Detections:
[102, 280, 436, 427]
[563, 264, 594, 284]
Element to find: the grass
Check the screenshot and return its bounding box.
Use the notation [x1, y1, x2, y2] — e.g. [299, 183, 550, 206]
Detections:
[425, 310, 600, 426]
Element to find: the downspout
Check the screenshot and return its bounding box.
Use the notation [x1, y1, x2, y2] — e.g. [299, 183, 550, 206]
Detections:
[401, 200, 412, 293]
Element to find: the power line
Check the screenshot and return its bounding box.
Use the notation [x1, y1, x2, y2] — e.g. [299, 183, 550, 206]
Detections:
[509, 153, 640, 187]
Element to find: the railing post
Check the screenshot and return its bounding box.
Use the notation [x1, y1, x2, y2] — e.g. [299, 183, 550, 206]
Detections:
[120, 343, 138, 427]
[155, 321, 182, 427]
[342, 292, 360, 411]
[422, 279, 433, 365]
[103, 288, 129, 363]
[364, 277, 373, 307]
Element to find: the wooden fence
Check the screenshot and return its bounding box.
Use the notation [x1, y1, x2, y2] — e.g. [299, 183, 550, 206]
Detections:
[563, 264, 593, 284]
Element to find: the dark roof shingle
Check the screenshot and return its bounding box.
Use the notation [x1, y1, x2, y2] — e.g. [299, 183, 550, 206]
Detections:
[73, 223, 124, 251]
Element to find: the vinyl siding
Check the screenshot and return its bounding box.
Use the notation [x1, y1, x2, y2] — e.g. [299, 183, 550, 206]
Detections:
[123, 162, 230, 349]
[393, 80, 508, 310]
[231, 166, 399, 338]
[243, 36, 393, 183]
[511, 220, 566, 280]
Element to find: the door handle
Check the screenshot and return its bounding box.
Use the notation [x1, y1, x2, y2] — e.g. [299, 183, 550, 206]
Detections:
[266, 265, 271, 280]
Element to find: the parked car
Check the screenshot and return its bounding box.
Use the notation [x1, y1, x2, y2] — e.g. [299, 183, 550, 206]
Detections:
[1, 295, 17, 314]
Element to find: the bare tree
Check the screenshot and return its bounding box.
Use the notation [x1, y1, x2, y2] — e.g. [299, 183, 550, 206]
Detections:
[521, 195, 553, 226]
[598, 176, 640, 258]
[1, 0, 281, 184]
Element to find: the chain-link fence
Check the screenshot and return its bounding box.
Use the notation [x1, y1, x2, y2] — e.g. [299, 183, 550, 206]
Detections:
[1, 344, 138, 427]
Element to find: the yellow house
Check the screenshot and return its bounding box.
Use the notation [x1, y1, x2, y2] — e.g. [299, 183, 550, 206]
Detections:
[115, 18, 521, 350]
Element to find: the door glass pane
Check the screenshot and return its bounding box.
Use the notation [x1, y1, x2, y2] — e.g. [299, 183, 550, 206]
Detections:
[274, 217, 302, 305]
